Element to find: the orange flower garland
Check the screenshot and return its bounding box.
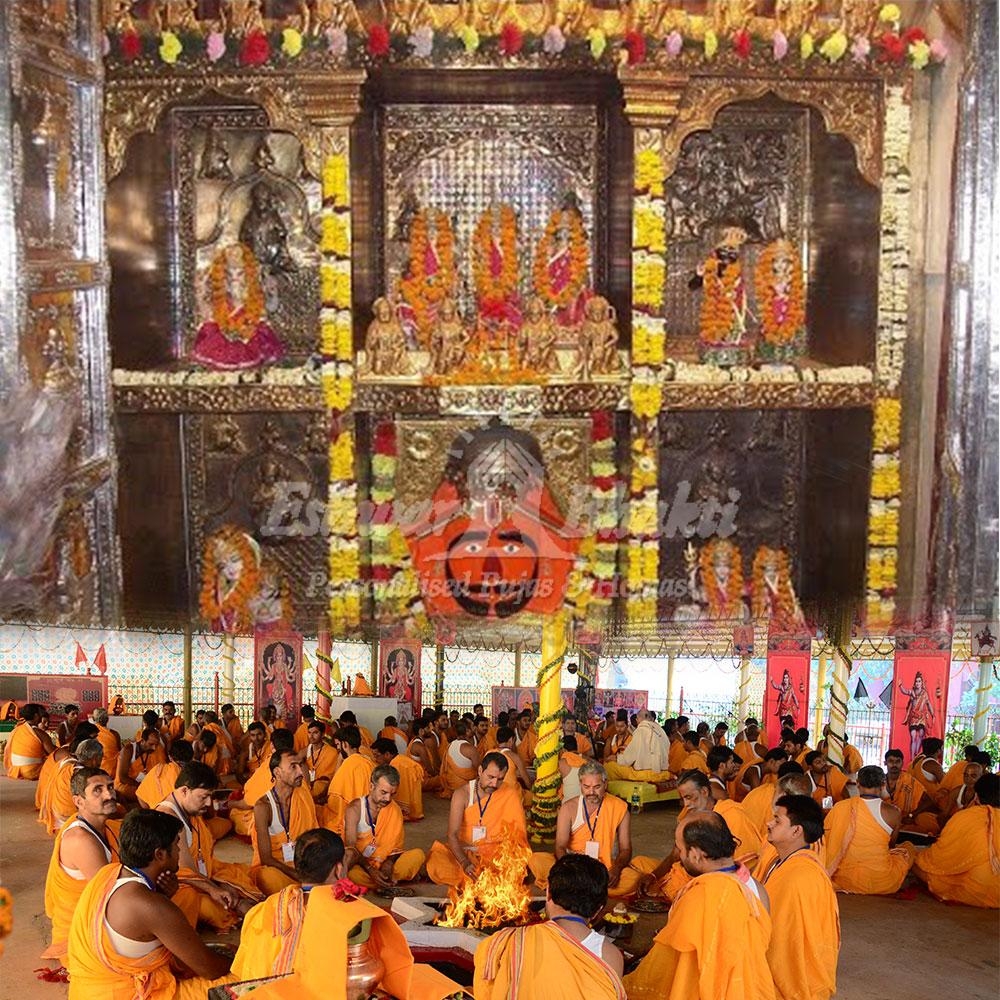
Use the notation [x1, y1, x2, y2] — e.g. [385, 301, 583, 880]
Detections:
[532, 207, 589, 308]
[698, 539, 745, 620]
[750, 546, 799, 625]
[199, 525, 261, 632]
[209, 244, 265, 342]
[399, 208, 456, 338]
[473, 204, 518, 306]
[699, 256, 744, 344]
[754, 240, 805, 345]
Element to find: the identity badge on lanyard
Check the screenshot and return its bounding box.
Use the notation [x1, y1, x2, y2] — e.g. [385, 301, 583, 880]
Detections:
[362, 798, 378, 857]
[276, 795, 295, 862]
[583, 799, 602, 859]
[472, 788, 492, 844]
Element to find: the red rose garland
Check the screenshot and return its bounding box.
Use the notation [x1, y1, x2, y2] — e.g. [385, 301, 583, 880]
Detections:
[367, 23, 390, 58]
[373, 421, 396, 456]
[624, 30, 646, 65]
[239, 29, 270, 66]
[877, 32, 906, 62]
[499, 22, 524, 56]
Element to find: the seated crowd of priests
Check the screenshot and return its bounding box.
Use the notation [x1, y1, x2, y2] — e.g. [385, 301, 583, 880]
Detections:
[3, 698, 998, 1000]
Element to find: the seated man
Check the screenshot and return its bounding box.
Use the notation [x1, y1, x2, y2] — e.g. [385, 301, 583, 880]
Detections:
[56, 704, 81, 748]
[342, 764, 426, 888]
[66, 808, 233, 1000]
[384, 737, 426, 822]
[914, 773, 999, 908]
[624, 813, 774, 1000]
[667, 716, 689, 775]
[761, 795, 840, 1000]
[407, 716, 443, 790]
[816, 725, 863, 775]
[910, 737, 946, 805]
[338, 710, 373, 746]
[529, 760, 637, 897]
[749, 769, 819, 874]
[782, 729, 809, 764]
[733, 718, 768, 763]
[293, 705, 315, 753]
[941, 755, 986, 822]
[136, 738, 193, 809]
[631, 769, 762, 900]
[304, 719, 338, 809]
[427, 751, 528, 885]
[562, 715, 594, 758]
[438, 719, 479, 797]
[804, 751, 850, 811]
[380, 716, 410, 757]
[43, 767, 120, 963]
[235, 721, 271, 784]
[495, 725, 532, 799]
[159, 701, 184, 748]
[824, 765, 916, 894]
[221, 703, 245, 751]
[605, 709, 672, 783]
[735, 748, 787, 805]
[156, 761, 260, 929]
[115, 726, 167, 805]
[231, 727, 292, 836]
[472, 714, 492, 752]
[514, 709, 538, 766]
[40, 736, 104, 836]
[251, 748, 319, 895]
[37, 722, 97, 815]
[5, 702, 55, 779]
[200, 711, 234, 777]
[707, 746, 739, 801]
[232, 828, 346, 979]
[603, 710, 632, 762]
[475, 854, 625, 999]
[92, 707, 122, 778]
[677, 729, 709, 775]
[325, 726, 375, 834]
[884, 747, 941, 834]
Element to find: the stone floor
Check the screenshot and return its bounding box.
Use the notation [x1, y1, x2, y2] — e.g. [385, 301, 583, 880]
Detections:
[1, 777, 997, 999]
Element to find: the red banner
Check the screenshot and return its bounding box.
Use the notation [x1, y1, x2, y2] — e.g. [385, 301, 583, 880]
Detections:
[763, 651, 810, 736]
[890, 650, 949, 766]
[25, 675, 108, 724]
[254, 630, 303, 730]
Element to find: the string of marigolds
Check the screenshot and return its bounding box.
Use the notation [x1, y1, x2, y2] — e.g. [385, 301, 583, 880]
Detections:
[628, 133, 667, 625]
[321, 144, 361, 637]
[865, 84, 910, 629]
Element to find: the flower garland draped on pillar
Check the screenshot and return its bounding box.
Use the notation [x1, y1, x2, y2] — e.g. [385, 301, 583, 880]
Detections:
[529, 613, 568, 843]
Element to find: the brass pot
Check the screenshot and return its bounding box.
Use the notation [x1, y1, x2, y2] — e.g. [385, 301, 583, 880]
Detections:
[346, 939, 385, 1000]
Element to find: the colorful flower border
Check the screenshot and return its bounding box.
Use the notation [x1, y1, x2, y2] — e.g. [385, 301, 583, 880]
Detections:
[321, 143, 361, 636]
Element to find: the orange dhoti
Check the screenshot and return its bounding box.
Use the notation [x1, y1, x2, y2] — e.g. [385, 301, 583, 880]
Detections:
[391, 753, 427, 820]
[824, 798, 916, 895]
[6, 722, 46, 779]
[438, 753, 477, 798]
[913, 804, 1000, 908]
[249, 785, 318, 896]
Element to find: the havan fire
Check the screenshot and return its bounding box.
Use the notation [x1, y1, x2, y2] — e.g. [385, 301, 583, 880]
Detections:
[436, 832, 535, 930]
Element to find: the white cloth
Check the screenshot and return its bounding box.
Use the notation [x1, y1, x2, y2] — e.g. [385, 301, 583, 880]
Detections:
[617, 720, 671, 773]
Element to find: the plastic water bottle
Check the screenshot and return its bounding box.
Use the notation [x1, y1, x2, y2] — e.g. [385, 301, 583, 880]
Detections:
[630, 785, 641, 814]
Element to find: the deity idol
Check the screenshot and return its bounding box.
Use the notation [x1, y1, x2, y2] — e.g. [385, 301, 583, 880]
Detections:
[750, 545, 803, 632]
[428, 297, 471, 375]
[516, 296, 558, 372]
[533, 199, 590, 327]
[398, 208, 457, 345]
[691, 226, 752, 365]
[191, 243, 284, 370]
[576, 295, 620, 377]
[696, 538, 747, 621]
[473, 204, 522, 331]
[754, 238, 806, 362]
[365, 297, 411, 376]
[401, 419, 580, 620]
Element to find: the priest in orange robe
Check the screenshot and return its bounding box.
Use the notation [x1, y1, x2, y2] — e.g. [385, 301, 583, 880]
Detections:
[761, 794, 840, 1000]
[250, 748, 319, 895]
[342, 764, 425, 887]
[528, 760, 638, 897]
[136, 739, 192, 808]
[324, 726, 375, 835]
[475, 854, 626, 1000]
[824, 765, 916, 895]
[392, 747, 428, 821]
[884, 748, 941, 835]
[437, 720, 479, 796]
[913, 772, 999, 908]
[42, 767, 120, 963]
[624, 812, 776, 1000]
[293, 705, 315, 753]
[66, 809, 233, 1000]
[231, 727, 292, 836]
[5, 703, 54, 779]
[40, 739, 103, 836]
[515, 710, 538, 766]
[427, 752, 528, 885]
[303, 720, 339, 809]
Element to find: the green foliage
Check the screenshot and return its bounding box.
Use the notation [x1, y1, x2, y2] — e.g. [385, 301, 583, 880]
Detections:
[944, 723, 999, 767]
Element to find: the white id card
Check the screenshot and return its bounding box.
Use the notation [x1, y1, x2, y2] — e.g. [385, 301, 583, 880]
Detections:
[471, 825, 487, 843]
[822, 796, 834, 811]
[308, 769, 317, 782]
[136, 771, 146, 782]
[584, 840, 601, 860]
[281, 840, 296, 863]
[197, 856, 208, 876]
[362, 842, 377, 858]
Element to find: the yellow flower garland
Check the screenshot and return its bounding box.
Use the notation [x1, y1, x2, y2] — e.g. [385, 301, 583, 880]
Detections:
[873, 398, 902, 451]
[209, 244, 265, 342]
[399, 208, 457, 338]
[634, 148, 665, 198]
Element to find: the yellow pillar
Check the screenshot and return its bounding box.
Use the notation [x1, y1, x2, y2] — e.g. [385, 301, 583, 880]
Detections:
[973, 658, 994, 743]
[665, 651, 676, 714]
[736, 656, 752, 722]
[827, 648, 850, 767]
[529, 613, 568, 843]
[813, 651, 829, 740]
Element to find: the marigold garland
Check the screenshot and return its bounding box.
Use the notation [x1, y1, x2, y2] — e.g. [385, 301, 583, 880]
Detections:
[698, 539, 745, 620]
[199, 525, 261, 632]
[532, 207, 589, 309]
[209, 244, 265, 341]
[754, 239, 805, 345]
[399, 208, 457, 339]
[472, 204, 519, 307]
[699, 255, 745, 344]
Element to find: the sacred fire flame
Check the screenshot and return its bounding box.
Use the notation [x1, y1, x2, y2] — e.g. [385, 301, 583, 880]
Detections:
[436, 828, 532, 930]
